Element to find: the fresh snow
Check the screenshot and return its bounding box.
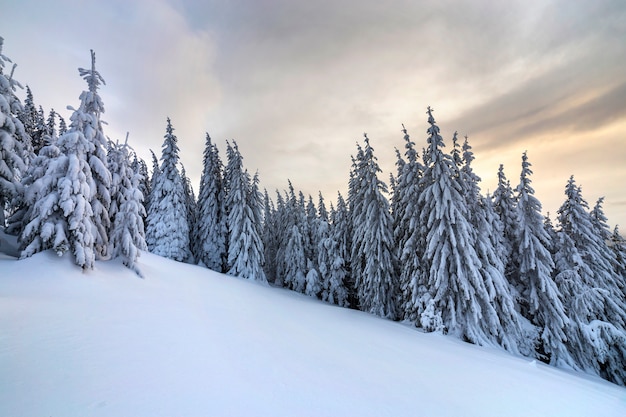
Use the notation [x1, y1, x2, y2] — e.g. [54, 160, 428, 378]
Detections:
[1, 250, 625, 417]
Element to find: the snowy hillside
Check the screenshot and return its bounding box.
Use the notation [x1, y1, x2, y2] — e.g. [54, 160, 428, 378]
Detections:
[1, 251, 625, 417]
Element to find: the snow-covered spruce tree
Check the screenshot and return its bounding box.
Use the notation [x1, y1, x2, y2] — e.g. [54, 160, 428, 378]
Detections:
[107, 138, 147, 276]
[272, 190, 289, 287]
[333, 192, 355, 307]
[350, 134, 397, 319]
[145, 118, 191, 262]
[283, 224, 307, 292]
[130, 152, 150, 222]
[17, 86, 46, 156]
[513, 151, 569, 360]
[16, 137, 61, 255]
[196, 133, 226, 271]
[492, 164, 520, 294]
[318, 203, 349, 307]
[180, 164, 197, 263]
[457, 138, 527, 354]
[224, 141, 266, 282]
[21, 120, 98, 268]
[0, 37, 29, 227]
[144, 149, 160, 250]
[74, 50, 112, 260]
[610, 226, 626, 288]
[417, 107, 500, 346]
[590, 197, 624, 293]
[262, 189, 278, 282]
[554, 176, 626, 385]
[394, 124, 426, 323]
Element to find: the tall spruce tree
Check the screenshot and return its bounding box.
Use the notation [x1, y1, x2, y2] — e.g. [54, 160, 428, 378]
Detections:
[21, 118, 98, 268]
[75, 50, 112, 260]
[0, 37, 29, 228]
[458, 138, 526, 353]
[108, 138, 147, 276]
[554, 176, 626, 384]
[394, 125, 426, 323]
[492, 164, 520, 294]
[145, 118, 191, 262]
[196, 133, 226, 271]
[180, 164, 197, 263]
[514, 151, 569, 359]
[224, 141, 266, 282]
[417, 107, 500, 346]
[350, 134, 397, 319]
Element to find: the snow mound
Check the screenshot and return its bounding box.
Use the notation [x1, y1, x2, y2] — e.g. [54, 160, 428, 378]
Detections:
[1, 251, 625, 417]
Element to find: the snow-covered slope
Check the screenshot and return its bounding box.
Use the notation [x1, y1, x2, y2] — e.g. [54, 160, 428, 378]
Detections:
[1, 251, 625, 417]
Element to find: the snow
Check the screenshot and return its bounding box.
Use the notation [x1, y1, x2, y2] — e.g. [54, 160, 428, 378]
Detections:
[1, 250, 625, 417]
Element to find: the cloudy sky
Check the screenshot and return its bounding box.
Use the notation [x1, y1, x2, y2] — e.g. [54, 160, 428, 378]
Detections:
[3, 0, 626, 228]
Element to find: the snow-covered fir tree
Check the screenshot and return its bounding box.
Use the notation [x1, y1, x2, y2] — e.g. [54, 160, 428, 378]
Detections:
[554, 176, 626, 384]
[394, 124, 426, 323]
[610, 226, 626, 288]
[180, 164, 197, 263]
[144, 149, 160, 250]
[107, 137, 147, 276]
[458, 137, 526, 354]
[130, 152, 150, 222]
[492, 164, 520, 293]
[318, 202, 349, 307]
[283, 224, 307, 292]
[262, 189, 278, 282]
[0, 37, 29, 227]
[350, 134, 397, 319]
[195, 133, 226, 271]
[224, 141, 266, 282]
[513, 151, 569, 359]
[21, 120, 98, 268]
[74, 50, 112, 260]
[145, 118, 191, 262]
[417, 107, 500, 346]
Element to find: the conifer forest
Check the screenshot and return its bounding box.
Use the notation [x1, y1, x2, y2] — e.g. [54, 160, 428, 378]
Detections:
[1, 37, 625, 386]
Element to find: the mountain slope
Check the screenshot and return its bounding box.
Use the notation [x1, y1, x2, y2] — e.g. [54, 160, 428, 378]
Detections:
[1, 251, 625, 417]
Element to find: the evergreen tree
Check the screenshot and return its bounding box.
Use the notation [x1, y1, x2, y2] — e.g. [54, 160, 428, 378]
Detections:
[514, 151, 568, 359]
[590, 197, 623, 293]
[394, 124, 426, 323]
[16, 138, 61, 255]
[144, 149, 160, 250]
[262, 189, 278, 282]
[333, 192, 354, 306]
[0, 37, 29, 227]
[108, 138, 147, 276]
[318, 205, 349, 307]
[350, 134, 397, 319]
[610, 226, 626, 289]
[458, 138, 526, 354]
[21, 120, 98, 268]
[283, 224, 306, 292]
[17, 85, 45, 155]
[130, 153, 150, 222]
[554, 176, 626, 384]
[196, 133, 226, 271]
[74, 50, 112, 259]
[224, 141, 266, 282]
[492, 164, 520, 293]
[180, 164, 197, 263]
[145, 118, 191, 262]
[418, 107, 499, 346]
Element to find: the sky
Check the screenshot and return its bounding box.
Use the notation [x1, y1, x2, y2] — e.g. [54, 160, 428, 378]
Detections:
[3, 0, 626, 229]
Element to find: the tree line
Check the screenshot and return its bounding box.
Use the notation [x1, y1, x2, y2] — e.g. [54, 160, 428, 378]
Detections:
[1, 39, 625, 386]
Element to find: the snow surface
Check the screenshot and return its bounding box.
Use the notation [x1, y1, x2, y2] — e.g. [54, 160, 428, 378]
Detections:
[1, 250, 625, 417]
